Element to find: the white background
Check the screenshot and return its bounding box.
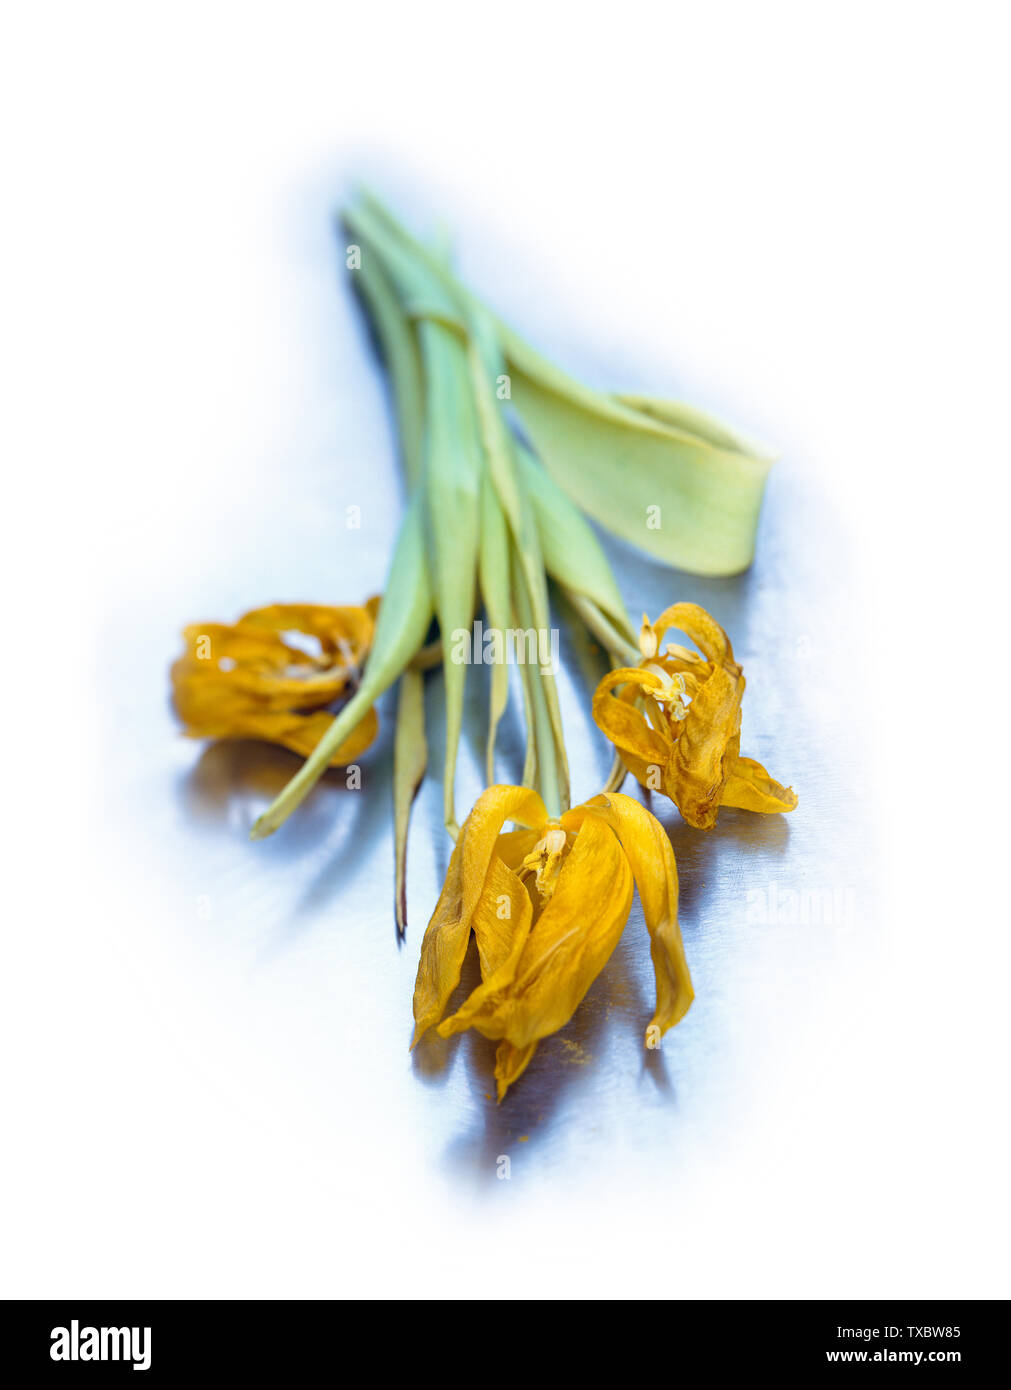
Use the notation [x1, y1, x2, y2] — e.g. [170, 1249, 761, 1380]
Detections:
[1, 1, 1008, 1298]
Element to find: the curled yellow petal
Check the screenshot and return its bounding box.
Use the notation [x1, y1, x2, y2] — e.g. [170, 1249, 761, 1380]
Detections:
[437, 855, 535, 1040]
[591, 667, 673, 787]
[471, 858, 535, 986]
[722, 754, 798, 814]
[579, 793, 694, 1039]
[666, 650, 744, 830]
[411, 785, 547, 1046]
[650, 601, 731, 667]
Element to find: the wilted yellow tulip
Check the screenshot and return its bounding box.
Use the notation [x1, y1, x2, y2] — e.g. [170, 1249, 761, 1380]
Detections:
[593, 602, 797, 830]
[171, 600, 380, 764]
[411, 784, 694, 1100]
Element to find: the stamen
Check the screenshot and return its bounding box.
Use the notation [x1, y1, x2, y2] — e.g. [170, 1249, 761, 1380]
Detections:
[638, 615, 658, 660]
[642, 664, 688, 720]
[519, 823, 568, 900]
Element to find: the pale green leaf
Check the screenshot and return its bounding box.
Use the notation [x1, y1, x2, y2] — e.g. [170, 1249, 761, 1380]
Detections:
[393, 665, 428, 937]
[503, 341, 773, 576]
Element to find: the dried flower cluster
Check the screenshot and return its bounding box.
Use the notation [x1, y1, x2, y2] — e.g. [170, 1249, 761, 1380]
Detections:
[171, 193, 797, 1099]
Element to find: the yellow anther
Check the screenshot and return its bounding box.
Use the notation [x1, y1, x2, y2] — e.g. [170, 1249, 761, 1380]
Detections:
[638, 615, 658, 660]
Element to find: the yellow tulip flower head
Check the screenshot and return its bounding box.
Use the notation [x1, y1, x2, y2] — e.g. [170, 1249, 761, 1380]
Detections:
[593, 602, 797, 830]
[411, 784, 694, 1100]
[171, 600, 380, 765]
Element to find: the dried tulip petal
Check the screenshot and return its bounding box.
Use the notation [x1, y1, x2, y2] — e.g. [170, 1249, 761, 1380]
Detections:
[722, 755, 799, 814]
[411, 785, 547, 1046]
[576, 794, 694, 1038]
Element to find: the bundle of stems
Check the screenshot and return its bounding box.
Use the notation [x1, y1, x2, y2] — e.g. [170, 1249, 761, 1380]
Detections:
[251, 191, 772, 932]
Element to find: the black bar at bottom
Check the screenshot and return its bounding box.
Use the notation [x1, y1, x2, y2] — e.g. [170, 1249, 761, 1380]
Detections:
[2, 1299, 1002, 1377]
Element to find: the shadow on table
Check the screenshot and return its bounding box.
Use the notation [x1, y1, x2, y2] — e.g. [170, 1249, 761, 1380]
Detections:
[410, 913, 682, 1186]
[410, 791, 796, 1187]
[175, 736, 391, 892]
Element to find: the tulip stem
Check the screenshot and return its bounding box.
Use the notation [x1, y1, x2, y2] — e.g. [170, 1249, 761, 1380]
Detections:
[567, 592, 640, 668]
[512, 541, 564, 819]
